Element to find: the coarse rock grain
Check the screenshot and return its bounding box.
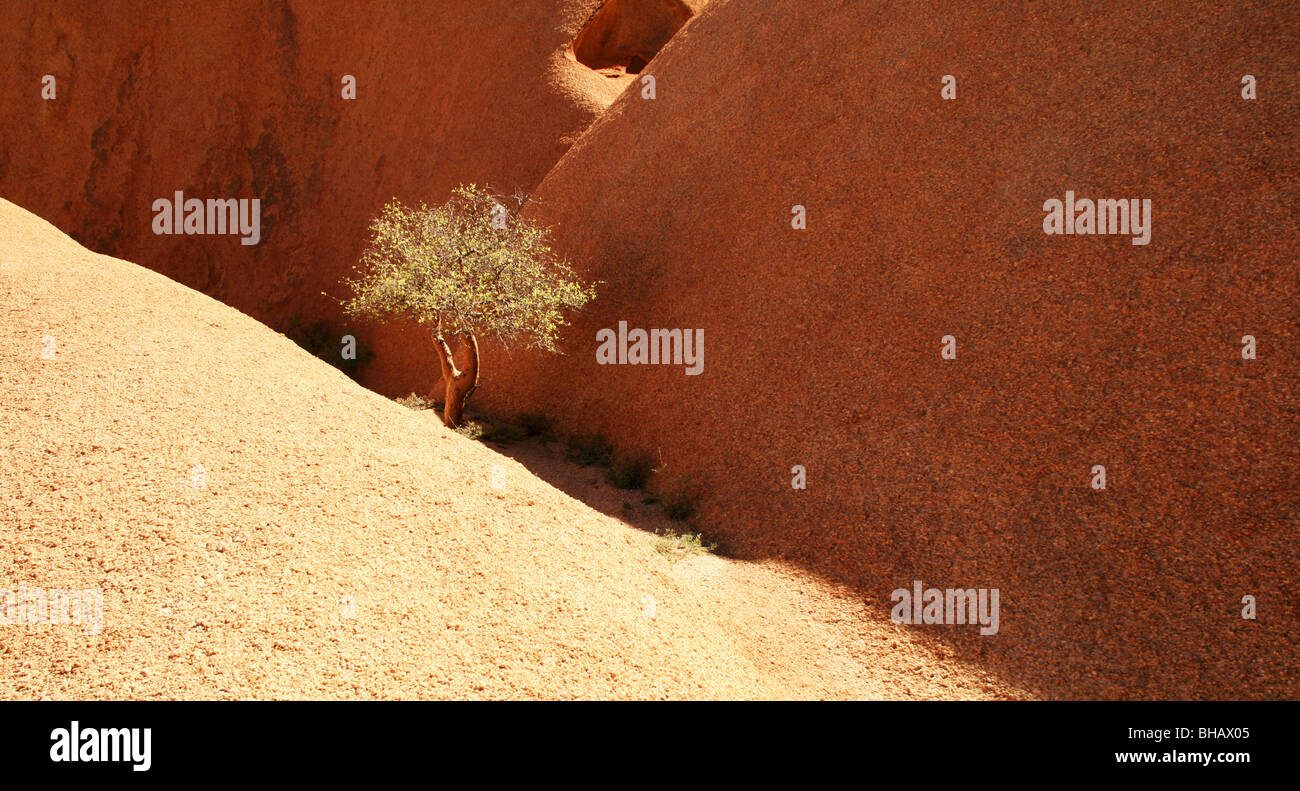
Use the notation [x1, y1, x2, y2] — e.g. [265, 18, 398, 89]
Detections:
[475, 0, 1300, 699]
[0, 199, 1023, 700]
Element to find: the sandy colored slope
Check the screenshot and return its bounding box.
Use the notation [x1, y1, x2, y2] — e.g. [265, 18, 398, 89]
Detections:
[0, 199, 1022, 699]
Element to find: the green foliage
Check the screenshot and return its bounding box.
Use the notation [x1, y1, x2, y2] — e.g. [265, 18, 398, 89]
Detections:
[396, 393, 434, 410]
[654, 530, 716, 559]
[454, 421, 484, 440]
[340, 184, 597, 349]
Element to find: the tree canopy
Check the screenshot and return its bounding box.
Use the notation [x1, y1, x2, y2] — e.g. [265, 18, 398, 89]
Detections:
[342, 184, 596, 351]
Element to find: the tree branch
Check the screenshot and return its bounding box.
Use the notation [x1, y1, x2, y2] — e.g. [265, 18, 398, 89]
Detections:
[433, 331, 462, 381]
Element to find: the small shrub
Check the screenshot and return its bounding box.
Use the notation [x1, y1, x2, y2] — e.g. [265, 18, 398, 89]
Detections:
[663, 490, 696, 521]
[454, 421, 484, 440]
[608, 457, 651, 490]
[651, 457, 695, 520]
[571, 435, 613, 467]
[396, 393, 434, 410]
[654, 530, 716, 559]
[518, 413, 551, 437]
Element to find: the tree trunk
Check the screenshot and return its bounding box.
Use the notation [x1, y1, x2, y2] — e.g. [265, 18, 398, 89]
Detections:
[431, 330, 480, 428]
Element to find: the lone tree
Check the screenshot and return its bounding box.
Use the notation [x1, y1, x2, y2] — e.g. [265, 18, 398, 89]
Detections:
[341, 184, 596, 427]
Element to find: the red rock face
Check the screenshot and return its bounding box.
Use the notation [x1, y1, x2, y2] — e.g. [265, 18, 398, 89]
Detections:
[476, 0, 1300, 698]
[2, 0, 1296, 699]
[0, 0, 611, 347]
[573, 0, 701, 73]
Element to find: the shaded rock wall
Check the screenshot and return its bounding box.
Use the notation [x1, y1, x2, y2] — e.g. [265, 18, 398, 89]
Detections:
[476, 0, 1300, 698]
[573, 0, 703, 72]
[0, 0, 612, 359]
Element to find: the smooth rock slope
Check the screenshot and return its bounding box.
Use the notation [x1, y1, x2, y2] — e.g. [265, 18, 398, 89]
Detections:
[477, 0, 1300, 699]
[0, 198, 1020, 699]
